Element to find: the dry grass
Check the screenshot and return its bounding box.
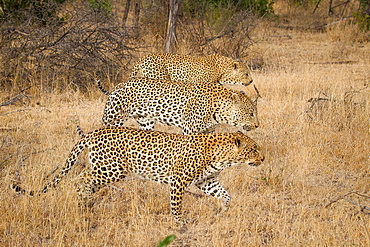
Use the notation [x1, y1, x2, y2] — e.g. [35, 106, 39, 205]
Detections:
[1, 24, 370, 246]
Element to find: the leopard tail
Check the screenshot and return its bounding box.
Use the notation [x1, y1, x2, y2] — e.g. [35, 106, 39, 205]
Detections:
[10, 137, 89, 196]
[96, 79, 110, 96]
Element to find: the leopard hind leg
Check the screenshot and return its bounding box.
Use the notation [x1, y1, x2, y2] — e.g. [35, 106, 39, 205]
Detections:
[74, 163, 127, 208]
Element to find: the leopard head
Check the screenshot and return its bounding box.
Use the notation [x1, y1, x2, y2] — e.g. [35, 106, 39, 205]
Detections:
[207, 133, 264, 168]
[214, 91, 259, 132]
[218, 59, 253, 86]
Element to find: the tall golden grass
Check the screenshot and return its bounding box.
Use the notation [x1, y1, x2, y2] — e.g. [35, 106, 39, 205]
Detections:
[1, 22, 369, 246]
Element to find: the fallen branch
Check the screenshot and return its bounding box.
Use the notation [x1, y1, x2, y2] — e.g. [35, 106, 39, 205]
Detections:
[298, 90, 330, 120]
[344, 85, 369, 102]
[250, 85, 262, 106]
[254, 84, 262, 99]
[0, 85, 34, 107]
[0, 109, 32, 117]
[0, 127, 17, 131]
[0, 156, 13, 167]
[309, 61, 358, 65]
[326, 191, 370, 215]
[0, 94, 26, 106]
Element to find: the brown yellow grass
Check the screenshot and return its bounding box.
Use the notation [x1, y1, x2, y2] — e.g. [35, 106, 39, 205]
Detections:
[1, 24, 369, 246]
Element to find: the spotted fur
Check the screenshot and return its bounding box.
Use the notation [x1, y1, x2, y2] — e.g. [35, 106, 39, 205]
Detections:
[129, 53, 253, 86]
[102, 77, 259, 135]
[11, 127, 264, 224]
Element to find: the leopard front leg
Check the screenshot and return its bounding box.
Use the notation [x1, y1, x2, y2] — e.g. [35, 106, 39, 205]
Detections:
[195, 176, 231, 214]
[169, 178, 186, 224]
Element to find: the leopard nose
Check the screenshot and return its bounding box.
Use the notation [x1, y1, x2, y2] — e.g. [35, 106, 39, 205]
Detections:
[242, 80, 253, 86]
[260, 154, 265, 162]
[242, 126, 250, 131]
[242, 124, 259, 131]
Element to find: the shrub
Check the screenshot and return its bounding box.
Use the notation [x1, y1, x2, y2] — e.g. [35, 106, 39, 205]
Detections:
[0, 1, 140, 92]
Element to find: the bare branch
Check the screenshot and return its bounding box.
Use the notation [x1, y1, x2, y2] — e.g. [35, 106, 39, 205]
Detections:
[326, 191, 370, 215]
[0, 109, 32, 117]
[0, 95, 26, 107]
[0, 85, 33, 107]
[253, 85, 262, 106]
[254, 85, 262, 99]
[0, 156, 13, 167]
[309, 60, 358, 65]
[297, 90, 330, 120]
[353, 191, 370, 199]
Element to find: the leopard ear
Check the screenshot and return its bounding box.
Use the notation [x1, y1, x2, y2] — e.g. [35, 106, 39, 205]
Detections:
[235, 138, 241, 147]
[234, 136, 246, 149]
[232, 92, 240, 102]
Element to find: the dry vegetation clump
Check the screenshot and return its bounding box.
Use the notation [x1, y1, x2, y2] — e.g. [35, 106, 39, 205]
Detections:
[0, 1, 142, 95]
[1, 3, 370, 246]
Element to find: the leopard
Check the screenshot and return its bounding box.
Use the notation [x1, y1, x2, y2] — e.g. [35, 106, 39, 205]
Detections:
[102, 77, 259, 135]
[97, 53, 253, 96]
[11, 127, 264, 224]
[131, 53, 252, 85]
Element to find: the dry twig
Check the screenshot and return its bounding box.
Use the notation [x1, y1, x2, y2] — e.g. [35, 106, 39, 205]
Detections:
[0, 109, 32, 117]
[254, 85, 262, 101]
[326, 191, 370, 215]
[307, 90, 329, 110]
[309, 60, 358, 65]
[0, 85, 33, 107]
[297, 90, 329, 120]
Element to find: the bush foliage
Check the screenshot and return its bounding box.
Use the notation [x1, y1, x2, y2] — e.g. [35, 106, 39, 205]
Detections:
[0, 0, 368, 91]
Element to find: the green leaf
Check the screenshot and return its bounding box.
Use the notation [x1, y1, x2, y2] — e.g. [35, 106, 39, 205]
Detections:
[158, 235, 176, 247]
